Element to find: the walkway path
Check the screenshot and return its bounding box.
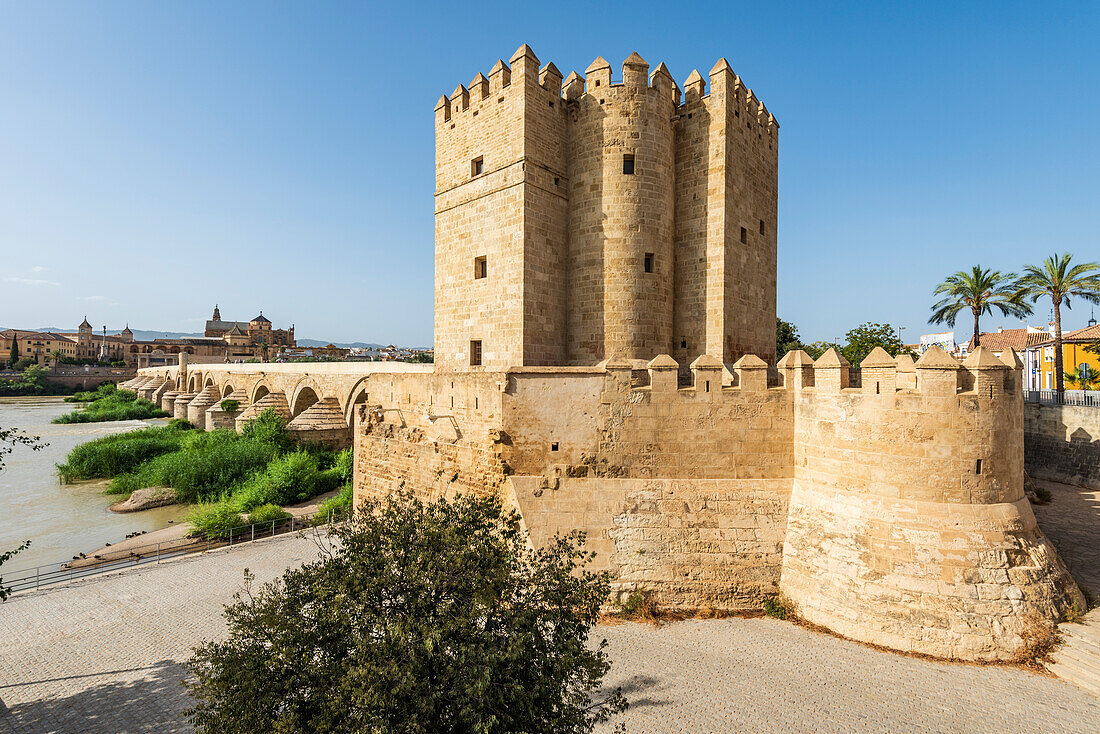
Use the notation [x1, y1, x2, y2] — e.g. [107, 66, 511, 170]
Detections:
[2, 492, 1099, 733]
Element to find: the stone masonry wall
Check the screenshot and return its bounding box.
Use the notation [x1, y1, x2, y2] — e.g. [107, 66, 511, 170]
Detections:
[508, 476, 791, 609]
[1024, 402, 1100, 489]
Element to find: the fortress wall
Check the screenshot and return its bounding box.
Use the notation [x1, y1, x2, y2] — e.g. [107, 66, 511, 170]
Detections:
[354, 418, 506, 505]
[508, 476, 791, 609]
[781, 360, 1084, 661]
[1024, 402, 1100, 489]
[590, 365, 794, 480]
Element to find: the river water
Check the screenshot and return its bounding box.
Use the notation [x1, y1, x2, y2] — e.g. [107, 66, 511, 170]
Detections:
[0, 397, 189, 573]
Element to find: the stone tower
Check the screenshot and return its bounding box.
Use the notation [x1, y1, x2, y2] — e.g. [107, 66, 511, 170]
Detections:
[434, 46, 779, 372]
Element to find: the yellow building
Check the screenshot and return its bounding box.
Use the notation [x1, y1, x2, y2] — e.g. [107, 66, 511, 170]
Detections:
[1031, 323, 1100, 390]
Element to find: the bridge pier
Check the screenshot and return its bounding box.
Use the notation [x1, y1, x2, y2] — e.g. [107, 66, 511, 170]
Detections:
[286, 397, 352, 449]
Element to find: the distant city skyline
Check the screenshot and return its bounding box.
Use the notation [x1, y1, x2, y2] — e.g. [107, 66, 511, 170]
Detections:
[2, 2, 1098, 346]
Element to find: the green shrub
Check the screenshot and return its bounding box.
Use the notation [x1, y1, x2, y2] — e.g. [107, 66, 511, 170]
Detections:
[762, 597, 790, 620]
[111, 436, 279, 503]
[248, 503, 291, 524]
[65, 383, 117, 403]
[53, 389, 168, 424]
[56, 425, 191, 482]
[233, 450, 320, 511]
[219, 399, 240, 413]
[188, 497, 244, 538]
[240, 409, 294, 452]
[333, 448, 354, 485]
[167, 418, 194, 430]
[314, 485, 353, 523]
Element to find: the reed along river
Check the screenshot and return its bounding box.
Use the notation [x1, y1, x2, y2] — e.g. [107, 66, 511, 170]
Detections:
[0, 397, 188, 573]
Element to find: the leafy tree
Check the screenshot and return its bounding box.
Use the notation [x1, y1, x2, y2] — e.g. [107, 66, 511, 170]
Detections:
[0, 540, 31, 601]
[1017, 253, 1100, 394]
[186, 493, 626, 734]
[776, 318, 804, 358]
[0, 425, 44, 473]
[1063, 365, 1100, 392]
[930, 265, 1031, 349]
[8, 339, 18, 369]
[803, 341, 835, 360]
[1087, 340, 1100, 358]
[21, 364, 48, 388]
[840, 322, 910, 366]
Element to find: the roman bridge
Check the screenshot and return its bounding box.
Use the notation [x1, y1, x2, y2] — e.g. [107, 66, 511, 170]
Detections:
[122, 359, 434, 447]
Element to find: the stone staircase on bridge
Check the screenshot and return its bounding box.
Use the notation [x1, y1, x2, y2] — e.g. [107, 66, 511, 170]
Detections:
[1047, 609, 1100, 695]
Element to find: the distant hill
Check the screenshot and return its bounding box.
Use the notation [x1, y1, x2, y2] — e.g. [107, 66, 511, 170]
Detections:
[18, 327, 386, 350]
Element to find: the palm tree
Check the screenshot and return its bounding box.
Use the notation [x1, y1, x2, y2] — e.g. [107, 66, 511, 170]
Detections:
[1063, 365, 1100, 392]
[930, 266, 1032, 349]
[1018, 253, 1100, 394]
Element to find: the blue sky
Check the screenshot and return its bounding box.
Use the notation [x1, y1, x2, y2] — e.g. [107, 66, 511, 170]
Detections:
[1, 1, 1097, 345]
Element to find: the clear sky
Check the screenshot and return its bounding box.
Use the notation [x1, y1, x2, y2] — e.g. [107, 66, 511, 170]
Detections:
[1, 1, 1098, 346]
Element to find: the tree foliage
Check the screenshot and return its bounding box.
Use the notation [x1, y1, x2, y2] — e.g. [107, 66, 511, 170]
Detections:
[840, 322, 910, 366]
[929, 265, 1031, 348]
[186, 493, 626, 733]
[1017, 253, 1100, 393]
[775, 318, 804, 359]
[1063, 365, 1100, 392]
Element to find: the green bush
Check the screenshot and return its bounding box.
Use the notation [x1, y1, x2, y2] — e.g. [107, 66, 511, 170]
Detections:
[188, 497, 244, 538]
[53, 389, 168, 424]
[65, 383, 117, 403]
[219, 399, 240, 413]
[240, 409, 294, 453]
[762, 597, 790, 620]
[248, 503, 291, 524]
[111, 436, 279, 503]
[233, 450, 320, 511]
[56, 424, 191, 482]
[314, 485, 353, 523]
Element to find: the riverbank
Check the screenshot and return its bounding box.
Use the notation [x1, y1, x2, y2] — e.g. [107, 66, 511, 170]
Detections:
[65, 487, 343, 569]
[0, 397, 186, 571]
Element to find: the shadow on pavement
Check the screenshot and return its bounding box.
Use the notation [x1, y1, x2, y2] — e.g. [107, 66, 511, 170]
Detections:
[0, 659, 191, 734]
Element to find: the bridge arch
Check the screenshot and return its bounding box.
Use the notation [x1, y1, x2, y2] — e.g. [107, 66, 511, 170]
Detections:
[343, 376, 372, 426]
[289, 380, 322, 418]
[250, 382, 271, 405]
[204, 376, 216, 388]
[187, 374, 201, 393]
[222, 384, 236, 399]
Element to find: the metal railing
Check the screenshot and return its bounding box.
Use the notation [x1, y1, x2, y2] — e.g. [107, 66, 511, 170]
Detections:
[3, 506, 349, 595]
[1024, 389, 1100, 407]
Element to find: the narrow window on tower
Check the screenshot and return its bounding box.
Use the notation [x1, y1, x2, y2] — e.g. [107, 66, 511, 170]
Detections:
[644, 252, 654, 273]
[623, 154, 635, 175]
[474, 255, 487, 280]
[470, 340, 482, 367]
[740, 227, 747, 244]
[759, 219, 766, 235]
[471, 156, 484, 177]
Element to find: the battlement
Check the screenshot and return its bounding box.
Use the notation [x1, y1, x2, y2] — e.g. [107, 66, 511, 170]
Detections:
[605, 346, 1021, 403]
[435, 46, 777, 135]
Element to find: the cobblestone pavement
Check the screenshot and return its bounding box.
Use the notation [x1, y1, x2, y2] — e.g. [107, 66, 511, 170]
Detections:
[1033, 479, 1100, 594]
[3, 521, 1100, 733]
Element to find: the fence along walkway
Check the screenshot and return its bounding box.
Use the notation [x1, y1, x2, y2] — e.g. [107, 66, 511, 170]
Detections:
[3, 508, 346, 595]
[1024, 389, 1100, 407]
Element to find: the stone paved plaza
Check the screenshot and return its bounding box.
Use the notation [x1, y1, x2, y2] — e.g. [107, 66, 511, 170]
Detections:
[2, 520, 1100, 733]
